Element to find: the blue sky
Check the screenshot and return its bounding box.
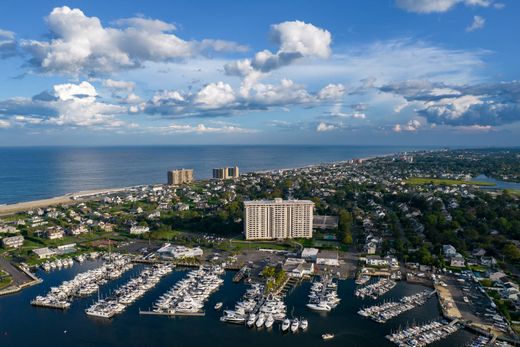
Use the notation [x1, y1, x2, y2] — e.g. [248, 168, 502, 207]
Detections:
[0, 0, 519, 146]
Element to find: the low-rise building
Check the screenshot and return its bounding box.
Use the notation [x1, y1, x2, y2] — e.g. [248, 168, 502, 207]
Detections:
[2, 235, 24, 248]
[365, 255, 389, 267]
[68, 225, 88, 236]
[282, 258, 314, 278]
[364, 241, 377, 255]
[33, 247, 56, 259]
[0, 225, 17, 234]
[157, 244, 203, 259]
[450, 255, 465, 267]
[301, 247, 319, 261]
[45, 227, 64, 240]
[443, 244, 458, 258]
[316, 250, 339, 266]
[130, 225, 150, 235]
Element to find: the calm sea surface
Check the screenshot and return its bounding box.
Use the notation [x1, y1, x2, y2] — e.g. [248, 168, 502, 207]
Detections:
[0, 261, 475, 347]
[0, 145, 430, 204]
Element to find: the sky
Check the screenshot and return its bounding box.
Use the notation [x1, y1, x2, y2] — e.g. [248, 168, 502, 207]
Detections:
[0, 0, 519, 146]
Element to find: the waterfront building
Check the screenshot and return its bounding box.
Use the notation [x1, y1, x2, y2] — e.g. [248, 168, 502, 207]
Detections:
[2, 235, 24, 248]
[32, 247, 56, 259]
[282, 258, 315, 278]
[243, 198, 314, 240]
[167, 169, 194, 185]
[316, 250, 339, 266]
[157, 244, 203, 259]
[212, 166, 240, 179]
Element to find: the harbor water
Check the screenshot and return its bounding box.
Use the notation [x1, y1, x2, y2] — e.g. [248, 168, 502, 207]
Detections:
[0, 261, 475, 346]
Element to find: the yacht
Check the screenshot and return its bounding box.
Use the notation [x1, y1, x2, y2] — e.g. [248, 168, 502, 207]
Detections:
[300, 319, 308, 330]
[306, 302, 331, 311]
[220, 311, 245, 324]
[255, 313, 266, 328]
[265, 314, 274, 329]
[246, 313, 257, 328]
[290, 318, 300, 333]
[281, 318, 291, 332]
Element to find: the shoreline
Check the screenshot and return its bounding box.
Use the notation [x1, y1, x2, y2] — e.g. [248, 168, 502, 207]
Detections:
[0, 149, 416, 215]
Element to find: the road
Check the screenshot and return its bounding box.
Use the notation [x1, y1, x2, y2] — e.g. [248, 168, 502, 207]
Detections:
[0, 256, 32, 287]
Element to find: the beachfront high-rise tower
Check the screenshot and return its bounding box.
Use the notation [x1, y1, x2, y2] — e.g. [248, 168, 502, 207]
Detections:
[244, 198, 314, 240]
[167, 169, 194, 185]
[212, 166, 239, 179]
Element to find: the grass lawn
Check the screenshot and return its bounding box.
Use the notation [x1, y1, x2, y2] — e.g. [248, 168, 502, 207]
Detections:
[0, 270, 13, 290]
[405, 177, 495, 186]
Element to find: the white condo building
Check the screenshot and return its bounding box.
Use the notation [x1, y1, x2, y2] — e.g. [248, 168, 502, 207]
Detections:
[244, 198, 314, 240]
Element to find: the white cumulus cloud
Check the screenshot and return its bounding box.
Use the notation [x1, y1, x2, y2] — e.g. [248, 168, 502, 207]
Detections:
[19, 6, 247, 76]
[395, 0, 494, 13]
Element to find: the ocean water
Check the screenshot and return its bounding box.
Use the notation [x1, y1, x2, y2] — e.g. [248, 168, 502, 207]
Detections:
[0, 261, 475, 347]
[0, 145, 428, 204]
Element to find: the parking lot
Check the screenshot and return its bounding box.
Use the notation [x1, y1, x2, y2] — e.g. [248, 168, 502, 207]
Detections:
[440, 270, 512, 337]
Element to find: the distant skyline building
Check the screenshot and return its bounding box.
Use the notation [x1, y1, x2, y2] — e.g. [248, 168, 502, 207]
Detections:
[212, 166, 239, 180]
[167, 169, 194, 185]
[244, 198, 314, 240]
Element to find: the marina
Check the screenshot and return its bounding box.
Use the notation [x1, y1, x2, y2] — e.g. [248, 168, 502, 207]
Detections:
[86, 263, 173, 318]
[306, 276, 341, 312]
[355, 278, 397, 300]
[31, 254, 133, 310]
[1, 265, 480, 346]
[386, 320, 461, 347]
[358, 290, 435, 323]
[220, 281, 304, 332]
[145, 265, 224, 316]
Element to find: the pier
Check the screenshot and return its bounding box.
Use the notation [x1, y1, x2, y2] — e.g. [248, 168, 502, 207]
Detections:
[386, 320, 461, 347]
[233, 265, 250, 283]
[139, 309, 205, 316]
[358, 290, 435, 323]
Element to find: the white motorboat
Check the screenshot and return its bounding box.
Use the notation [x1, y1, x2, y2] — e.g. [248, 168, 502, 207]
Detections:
[281, 318, 290, 332]
[300, 319, 308, 330]
[322, 333, 334, 340]
[246, 313, 257, 327]
[290, 318, 299, 333]
[306, 302, 331, 311]
[255, 313, 266, 328]
[265, 314, 274, 329]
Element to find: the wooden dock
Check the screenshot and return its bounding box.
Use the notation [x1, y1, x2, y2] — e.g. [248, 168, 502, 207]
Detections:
[31, 300, 70, 310]
[139, 309, 205, 317]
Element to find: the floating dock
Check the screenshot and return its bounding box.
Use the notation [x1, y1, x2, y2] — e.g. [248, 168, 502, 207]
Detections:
[139, 309, 205, 316]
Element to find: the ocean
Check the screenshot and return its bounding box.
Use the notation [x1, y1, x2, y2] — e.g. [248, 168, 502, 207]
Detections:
[0, 145, 429, 204]
[0, 261, 474, 347]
